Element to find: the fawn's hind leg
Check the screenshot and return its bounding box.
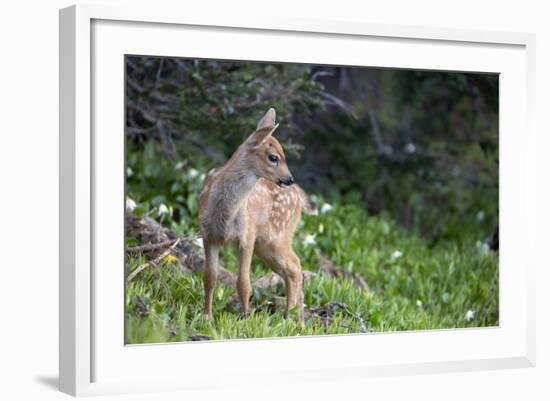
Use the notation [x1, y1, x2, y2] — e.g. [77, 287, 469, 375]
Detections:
[283, 251, 304, 324]
[203, 240, 220, 319]
[255, 241, 304, 325]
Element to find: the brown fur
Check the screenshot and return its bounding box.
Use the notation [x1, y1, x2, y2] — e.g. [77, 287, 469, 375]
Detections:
[198, 108, 308, 323]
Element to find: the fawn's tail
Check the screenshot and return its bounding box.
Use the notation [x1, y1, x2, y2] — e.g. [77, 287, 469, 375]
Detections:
[296, 185, 317, 215]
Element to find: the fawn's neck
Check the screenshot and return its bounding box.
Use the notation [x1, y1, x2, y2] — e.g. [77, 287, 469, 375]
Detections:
[217, 150, 257, 223]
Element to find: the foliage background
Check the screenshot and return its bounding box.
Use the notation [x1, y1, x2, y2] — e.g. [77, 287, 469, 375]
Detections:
[125, 56, 499, 342]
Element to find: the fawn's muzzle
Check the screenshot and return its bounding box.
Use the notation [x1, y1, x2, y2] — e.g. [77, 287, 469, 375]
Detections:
[280, 175, 295, 186]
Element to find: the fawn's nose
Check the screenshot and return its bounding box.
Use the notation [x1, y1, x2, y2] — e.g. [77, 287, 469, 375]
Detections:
[285, 175, 295, 186]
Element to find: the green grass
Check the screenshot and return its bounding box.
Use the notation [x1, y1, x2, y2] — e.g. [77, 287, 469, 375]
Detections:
[125, 199, 498, 344]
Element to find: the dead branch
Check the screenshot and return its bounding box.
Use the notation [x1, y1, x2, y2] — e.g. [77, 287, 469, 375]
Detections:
[126, 239, 179, 253]
[127, 238, 181, 283]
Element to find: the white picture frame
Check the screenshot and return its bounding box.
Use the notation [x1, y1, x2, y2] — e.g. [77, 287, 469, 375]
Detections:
[59, 4, 536, 397]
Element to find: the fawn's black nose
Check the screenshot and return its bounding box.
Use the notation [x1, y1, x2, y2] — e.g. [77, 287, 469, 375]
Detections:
[278, 175, 295, 187]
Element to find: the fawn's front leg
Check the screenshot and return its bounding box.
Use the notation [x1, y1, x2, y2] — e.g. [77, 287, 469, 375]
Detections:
[237, 240, 255, 316]
[203, 240, 220, 319]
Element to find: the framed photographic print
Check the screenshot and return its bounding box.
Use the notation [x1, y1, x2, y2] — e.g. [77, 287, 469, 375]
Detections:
[59, 4, 536, 396]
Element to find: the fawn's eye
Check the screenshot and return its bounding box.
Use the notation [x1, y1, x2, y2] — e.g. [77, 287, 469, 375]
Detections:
[268, 154, 279, 164]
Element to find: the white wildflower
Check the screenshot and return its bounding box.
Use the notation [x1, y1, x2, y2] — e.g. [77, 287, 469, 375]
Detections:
[416, 300, 423, 308]
[318, 223, 324, 234]
[125, 197, 137, 212]
[302, 234, 317, 247]
[475, 241, 490, 253]
[320, 203, 333, 214]
[391, 250, 403, 260]
[404, 143, 416, 154]
[310, 208, 319, 216]
[465, 309, 476, 322]
[126, 167, 134, 177]
[187, 168, 199, 178]
[192, 238, 204, 249]
[158, 203, 169, 216]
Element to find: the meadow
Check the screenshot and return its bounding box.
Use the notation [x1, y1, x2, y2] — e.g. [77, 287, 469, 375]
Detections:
[124, 57, 499, 343]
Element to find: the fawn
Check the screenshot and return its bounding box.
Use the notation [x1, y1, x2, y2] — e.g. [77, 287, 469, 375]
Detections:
[199, 108, 310, 324]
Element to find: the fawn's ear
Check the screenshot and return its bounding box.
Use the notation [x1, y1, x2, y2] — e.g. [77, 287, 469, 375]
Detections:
[256, 108, 277, 130]
[247, 124, 279, 148]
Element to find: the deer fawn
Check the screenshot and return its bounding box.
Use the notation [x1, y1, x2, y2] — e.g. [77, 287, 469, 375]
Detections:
[199, 108, 310, 324]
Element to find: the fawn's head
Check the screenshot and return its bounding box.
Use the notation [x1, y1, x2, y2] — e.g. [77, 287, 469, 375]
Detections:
[244, 108, 294, 187]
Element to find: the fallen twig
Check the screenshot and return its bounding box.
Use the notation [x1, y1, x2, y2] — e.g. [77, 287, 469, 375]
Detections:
[127, 238, 181, 283]
[331, 301, 369, 333]
[126, 239, 178, 253]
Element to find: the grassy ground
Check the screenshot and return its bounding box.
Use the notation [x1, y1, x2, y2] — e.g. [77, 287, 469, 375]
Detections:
[125, 198, 498, 344]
